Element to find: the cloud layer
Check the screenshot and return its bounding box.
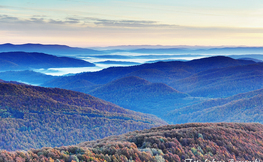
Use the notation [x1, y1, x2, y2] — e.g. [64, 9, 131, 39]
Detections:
[1, 0, 263, 47]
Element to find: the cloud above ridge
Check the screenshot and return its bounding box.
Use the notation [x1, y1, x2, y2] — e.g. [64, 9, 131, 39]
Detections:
[1, 13, 263, 47]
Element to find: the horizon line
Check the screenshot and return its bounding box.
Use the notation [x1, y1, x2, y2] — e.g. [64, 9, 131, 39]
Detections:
[2, 42, 263, 49]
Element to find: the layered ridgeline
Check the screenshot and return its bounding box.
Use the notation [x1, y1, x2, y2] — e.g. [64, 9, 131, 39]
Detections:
[0, 82, 166, 151]
[0, 51, 95, 71]
[1, 123, 263, 161]
[43, 56, 255, 86]
[40, 56, 263, 123]
[2, 56, 262, 97]
[166, 88, 263, 124]
[42, 56, 263, 102]
[1, 56, 262, 123]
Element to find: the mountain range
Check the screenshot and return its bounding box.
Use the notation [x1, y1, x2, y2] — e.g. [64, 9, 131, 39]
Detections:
[2, 43, 263, 57]
[1, 43, 263, 159]
[0, 55, 261, 123]
[43, 56, 255, 86]
[38, 56, 263, 123]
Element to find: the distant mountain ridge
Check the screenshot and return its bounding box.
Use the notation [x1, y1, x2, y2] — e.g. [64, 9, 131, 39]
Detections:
[0, 43, 103, 55]
[2, 43, 263, 56]
[127, 46, 263, 54]
[0, 51, 95, 71]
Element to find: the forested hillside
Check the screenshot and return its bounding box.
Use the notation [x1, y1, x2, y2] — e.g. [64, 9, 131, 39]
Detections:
[0, 82, 166, 151]
[166, 88, 263, 123]
[170, 63, 263, 97]
[1, 123, 263, 161]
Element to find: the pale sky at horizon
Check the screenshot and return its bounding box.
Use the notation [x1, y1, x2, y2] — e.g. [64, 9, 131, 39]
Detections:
[1, 0, 263, 47]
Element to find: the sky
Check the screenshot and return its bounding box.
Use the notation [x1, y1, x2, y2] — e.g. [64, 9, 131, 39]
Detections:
[1, 0, 263, 47]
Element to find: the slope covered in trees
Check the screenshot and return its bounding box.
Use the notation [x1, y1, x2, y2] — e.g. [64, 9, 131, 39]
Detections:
[166, 88, 263, 124]
[1, 123, 263, 161]
[0, 82, 166, 151]
[170, 63, 263, 97]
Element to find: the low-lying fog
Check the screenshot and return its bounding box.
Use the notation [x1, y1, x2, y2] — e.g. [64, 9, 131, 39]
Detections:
[33, 53, 209, 76]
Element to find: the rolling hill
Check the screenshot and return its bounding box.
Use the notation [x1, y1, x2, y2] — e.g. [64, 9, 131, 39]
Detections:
[0, 51, 95, 71]
[2, 123, 263, 161]
[88, 76, 195, 119]
[166, 88, 263, 124]
[0, 82, 166, 151]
